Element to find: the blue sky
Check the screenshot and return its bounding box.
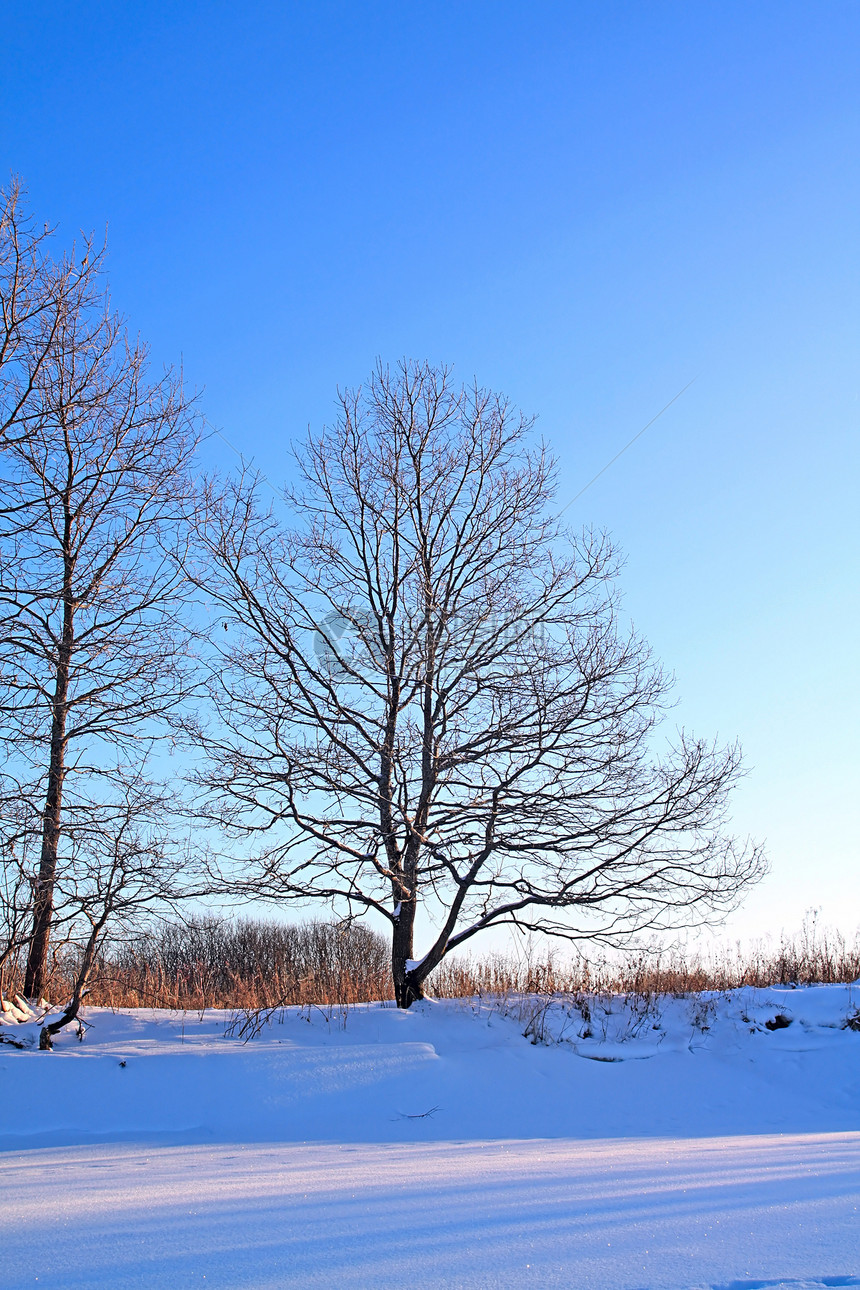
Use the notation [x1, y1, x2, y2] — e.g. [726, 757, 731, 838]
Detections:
[4, 2, 858, 944]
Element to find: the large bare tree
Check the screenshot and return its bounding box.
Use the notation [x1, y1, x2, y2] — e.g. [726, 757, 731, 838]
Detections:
[190, 361, 765, 1007]
[0, 206, 198, 997]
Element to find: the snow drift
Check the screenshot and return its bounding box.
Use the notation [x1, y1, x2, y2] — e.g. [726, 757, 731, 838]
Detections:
[1, 985, 858, 1288]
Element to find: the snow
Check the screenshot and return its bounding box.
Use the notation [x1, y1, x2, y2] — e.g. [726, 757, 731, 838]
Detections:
[1, 985, 859, 1287]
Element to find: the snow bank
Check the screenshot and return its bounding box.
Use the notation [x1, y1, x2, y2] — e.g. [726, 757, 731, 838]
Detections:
[2, 984, 858, 1145]
[1, 986, 858, 1287]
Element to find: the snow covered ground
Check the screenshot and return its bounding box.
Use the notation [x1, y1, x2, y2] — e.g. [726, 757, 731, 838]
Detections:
[1, 985, 859, 1287]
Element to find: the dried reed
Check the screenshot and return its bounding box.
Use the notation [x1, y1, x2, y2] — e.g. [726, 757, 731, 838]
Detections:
[3, 914, 857, 1012]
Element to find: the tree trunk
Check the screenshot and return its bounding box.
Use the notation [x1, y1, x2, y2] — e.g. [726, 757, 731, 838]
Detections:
[391, 899, 424, 1008]
[24, 645, 71, 998]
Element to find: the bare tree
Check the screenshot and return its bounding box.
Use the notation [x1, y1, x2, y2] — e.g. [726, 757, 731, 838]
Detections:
[0, 216, 198, 998]
[190, 360, 765, 1007]
[38, 770, 184, 1048]
[0, 824, 33, 1003]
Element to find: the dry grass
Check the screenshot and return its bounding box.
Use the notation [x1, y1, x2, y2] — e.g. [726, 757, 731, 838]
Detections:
[3, 915, 858, 1012]
[431, 924, 860, 1000]
[18, 918, 391, 1011]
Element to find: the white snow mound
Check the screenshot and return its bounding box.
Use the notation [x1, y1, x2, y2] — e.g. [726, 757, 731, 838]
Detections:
[1, 984, 858, 1288]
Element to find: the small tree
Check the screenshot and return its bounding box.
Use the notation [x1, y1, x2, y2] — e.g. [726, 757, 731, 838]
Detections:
[38, 770, 184, 1048]
[191, 360, 765, 1007]
[0, 823, 33, 1002]
[0, 198, 198, 998]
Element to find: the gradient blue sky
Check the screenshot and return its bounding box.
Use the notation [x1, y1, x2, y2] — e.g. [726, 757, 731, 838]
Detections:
[3, 3, 858, 945]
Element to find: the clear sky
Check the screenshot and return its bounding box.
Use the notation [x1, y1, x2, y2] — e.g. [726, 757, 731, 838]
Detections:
[3, 2, 858, 946]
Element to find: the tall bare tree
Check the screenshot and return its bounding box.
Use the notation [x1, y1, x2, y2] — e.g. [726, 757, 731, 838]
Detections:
[190, 360, 765, 1007]
[0, 211, 198, 997]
